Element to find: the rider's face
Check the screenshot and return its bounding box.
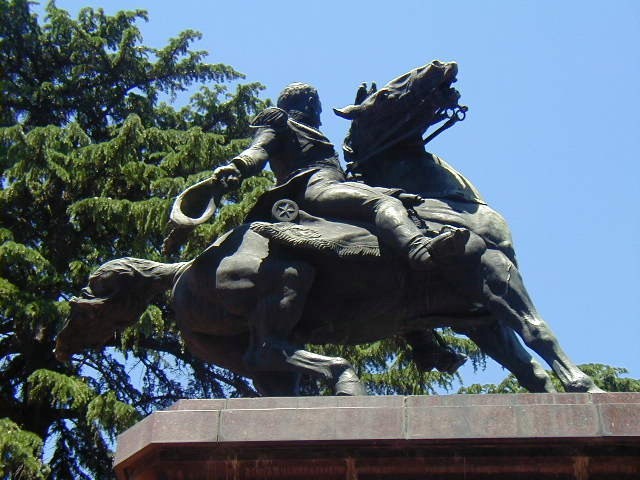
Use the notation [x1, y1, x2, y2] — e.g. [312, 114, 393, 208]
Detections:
[306, 95, 322, 128]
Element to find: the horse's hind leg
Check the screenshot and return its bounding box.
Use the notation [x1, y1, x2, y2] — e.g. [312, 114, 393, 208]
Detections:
[460, 323, 556, 393]
[243, 258, 366, 396]
[249, 342, 366, 396]
[404, 330, 468, 374]
[183, 331, 300, 396]
[479, 250, 603, 393]
[252, 372, 300, 397]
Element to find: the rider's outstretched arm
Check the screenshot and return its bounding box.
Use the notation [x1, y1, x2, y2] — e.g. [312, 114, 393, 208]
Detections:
[218, 106, 287, 182]
[230, 128, 277, 179]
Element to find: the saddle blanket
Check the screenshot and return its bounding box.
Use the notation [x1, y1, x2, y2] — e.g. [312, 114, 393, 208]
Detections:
[249, 211, 384, 259]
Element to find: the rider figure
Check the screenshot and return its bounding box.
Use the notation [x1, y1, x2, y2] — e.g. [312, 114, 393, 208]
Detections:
[214, 82, 469, 270]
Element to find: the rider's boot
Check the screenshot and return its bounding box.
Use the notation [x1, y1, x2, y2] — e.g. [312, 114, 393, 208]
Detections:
[374, 199, 472, 270]
[406, 227, 470, 270]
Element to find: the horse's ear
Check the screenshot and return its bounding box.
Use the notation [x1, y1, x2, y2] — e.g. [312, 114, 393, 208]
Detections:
[333, 104, 361, 119]
[354, 83, 368, 105]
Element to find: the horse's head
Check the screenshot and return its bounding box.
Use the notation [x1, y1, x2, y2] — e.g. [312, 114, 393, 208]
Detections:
[54, 258, 164, 361]
[335, 60, 462, 164]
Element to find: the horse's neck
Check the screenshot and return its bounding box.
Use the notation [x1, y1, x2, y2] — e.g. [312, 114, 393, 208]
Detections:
[359, 144, 485, 203]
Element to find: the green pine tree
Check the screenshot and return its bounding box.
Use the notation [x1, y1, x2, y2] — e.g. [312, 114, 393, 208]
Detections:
[1, 1, 271, 477]
[309, 331, 483, 396]
[3, 2, 637, 479]
[458, 363, 640, 394]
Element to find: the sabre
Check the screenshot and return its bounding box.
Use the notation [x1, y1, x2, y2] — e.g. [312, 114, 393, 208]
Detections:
[162, 170, 239, 254]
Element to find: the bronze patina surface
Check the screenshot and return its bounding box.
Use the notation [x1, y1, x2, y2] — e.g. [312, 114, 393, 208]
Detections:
[57, 61, 603, 396]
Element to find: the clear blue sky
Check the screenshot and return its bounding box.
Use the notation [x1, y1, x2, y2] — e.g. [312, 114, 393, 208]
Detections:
[37, 1, 640, 385]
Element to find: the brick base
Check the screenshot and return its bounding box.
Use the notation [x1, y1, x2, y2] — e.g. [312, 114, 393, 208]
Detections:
[114, 393, 640, 479]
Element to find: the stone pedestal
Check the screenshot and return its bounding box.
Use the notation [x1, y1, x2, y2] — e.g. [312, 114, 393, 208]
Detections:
[114, 393, 640, 479]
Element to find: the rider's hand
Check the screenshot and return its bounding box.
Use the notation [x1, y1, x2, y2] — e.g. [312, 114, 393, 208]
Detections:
[213, 164, 242, 189]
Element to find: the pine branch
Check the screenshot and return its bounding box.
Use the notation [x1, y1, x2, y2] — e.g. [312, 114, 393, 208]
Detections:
[137, 336, 257, 398]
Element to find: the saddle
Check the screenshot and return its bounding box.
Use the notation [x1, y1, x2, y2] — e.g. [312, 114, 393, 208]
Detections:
[245, 169, 418, 261]
[165, 168, 427, 260]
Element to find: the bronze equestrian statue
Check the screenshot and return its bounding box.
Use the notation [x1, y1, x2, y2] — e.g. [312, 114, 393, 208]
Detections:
[56, 60, 603, 396]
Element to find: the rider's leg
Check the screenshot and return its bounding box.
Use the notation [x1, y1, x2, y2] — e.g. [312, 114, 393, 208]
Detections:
[303, 173, 471, 270]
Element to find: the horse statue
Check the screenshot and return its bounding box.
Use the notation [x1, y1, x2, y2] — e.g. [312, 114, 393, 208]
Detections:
[55, 60, 603, 396]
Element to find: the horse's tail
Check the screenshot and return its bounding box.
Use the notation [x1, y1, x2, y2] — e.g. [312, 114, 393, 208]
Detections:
[55, 257, 190, 361]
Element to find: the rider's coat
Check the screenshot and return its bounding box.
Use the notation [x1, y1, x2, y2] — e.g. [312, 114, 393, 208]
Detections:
[231, 107, 432, 256]
[232, 107, 343, 185]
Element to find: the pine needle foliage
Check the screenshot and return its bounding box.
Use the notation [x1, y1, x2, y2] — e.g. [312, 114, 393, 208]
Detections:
[3, 3, 636, 479]
[308, 330, 484, 396]
[0, 1, 270, 477]
[458, 363, 640, 394]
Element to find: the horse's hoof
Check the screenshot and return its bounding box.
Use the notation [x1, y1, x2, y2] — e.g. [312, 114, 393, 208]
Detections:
[565, 376, 605, 393]
[588, 386, 606, 393]
[335, 369, 367, 396]
[335, 380, 367, 396]
[437, 352, 468, 375]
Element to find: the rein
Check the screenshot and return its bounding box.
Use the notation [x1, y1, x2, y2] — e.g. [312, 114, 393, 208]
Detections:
[422, 104, 468, 146]
[345, 102, 468, 177]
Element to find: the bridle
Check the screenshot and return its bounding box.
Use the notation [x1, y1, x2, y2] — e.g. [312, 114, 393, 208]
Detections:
[422, 103, 468, 146]
[345, 95, 468, 176]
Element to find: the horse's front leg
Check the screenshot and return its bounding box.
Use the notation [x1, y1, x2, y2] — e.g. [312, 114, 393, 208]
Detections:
[459, 322, 556, 393]
[243, 257, 366, 396]
[477, 249, 603, 393]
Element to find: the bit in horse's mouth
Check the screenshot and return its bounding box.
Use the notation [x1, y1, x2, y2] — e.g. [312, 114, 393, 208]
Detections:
[437, 62, 460, 103]
[436, 79, 461, 107]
